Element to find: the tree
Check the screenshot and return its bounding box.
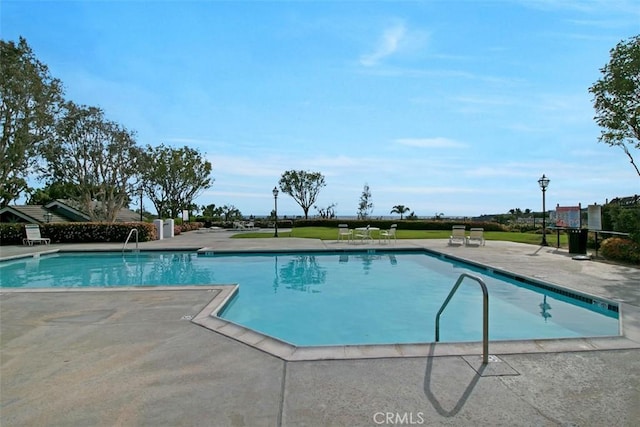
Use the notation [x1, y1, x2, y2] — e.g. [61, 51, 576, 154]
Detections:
[42, 102, 140, 222]
[509, 208, 523, 220]
[26, 181, 82, 205]
[220, 204, 242, 222]
[589, 34, 640, 177]
[390, 204, 410, 220]
[603, 203, 640, 243]
[201, 203, 223, 219]
[140, 144, 213, 218]
[315, 203, 336, 219]
[357, 183, 373, 219]
[0, 37, 64, 207]
[278, 170, 326, 219]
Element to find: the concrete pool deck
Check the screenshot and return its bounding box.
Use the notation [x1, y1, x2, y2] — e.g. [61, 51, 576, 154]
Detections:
[1, 230, 639, 426]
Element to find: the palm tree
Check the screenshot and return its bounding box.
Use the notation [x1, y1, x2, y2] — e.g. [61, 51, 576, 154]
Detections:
[390, 205, 410, 220]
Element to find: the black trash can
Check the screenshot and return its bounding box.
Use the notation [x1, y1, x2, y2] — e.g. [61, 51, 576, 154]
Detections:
[567, 228, 588, 254]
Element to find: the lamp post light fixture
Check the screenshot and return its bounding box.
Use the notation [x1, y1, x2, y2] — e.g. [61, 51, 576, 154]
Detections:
[43, 212, 52, 223]
[272, 186, 279, 238]
[138, 186, 144, 222]
[538, 174, 550, 246]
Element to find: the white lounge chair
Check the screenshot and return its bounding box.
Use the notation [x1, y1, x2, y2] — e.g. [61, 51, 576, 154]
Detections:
[448, 225, 466, 246]
[379, 224, 397, 243]
[354, 225, 372, 243]
[466, 228, 485, 246]
[23, 224, 51, 246]
[337, 224, 352, 243]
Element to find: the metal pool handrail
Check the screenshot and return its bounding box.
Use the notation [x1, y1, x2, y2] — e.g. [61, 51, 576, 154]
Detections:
[122, 228, 139, 253]
[435, 273, 489, 364]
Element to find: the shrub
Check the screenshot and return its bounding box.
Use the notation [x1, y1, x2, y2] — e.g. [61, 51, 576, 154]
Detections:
[0, 222, 157, 245]
[599, 237, 640, 264]
[179, 222, 203, 232]
[0, 223, 25, 245]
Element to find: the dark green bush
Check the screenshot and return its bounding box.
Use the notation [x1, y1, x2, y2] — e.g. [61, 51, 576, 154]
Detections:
[602, 204, 640, 244]
[507, 224, 539, 233]
[0, 222, 157, 245]
[0, 223, 25, 245]
[600, 237, 640, 264]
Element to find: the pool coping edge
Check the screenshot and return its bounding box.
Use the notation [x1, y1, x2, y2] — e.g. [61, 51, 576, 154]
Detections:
[192, 288, 640, 362]
[2, 285, 638, 361]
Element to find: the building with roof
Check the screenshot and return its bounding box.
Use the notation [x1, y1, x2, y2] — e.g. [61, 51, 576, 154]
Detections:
[0, 200, 139, 224]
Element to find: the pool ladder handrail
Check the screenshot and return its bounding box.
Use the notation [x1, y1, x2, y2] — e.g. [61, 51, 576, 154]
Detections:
[122, 228, 139, 253]
[435, 273, 489, 364]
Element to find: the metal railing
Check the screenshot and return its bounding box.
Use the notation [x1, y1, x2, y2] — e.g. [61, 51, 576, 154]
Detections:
[122, 228, 139, 253]
[435, 273, 489, 364]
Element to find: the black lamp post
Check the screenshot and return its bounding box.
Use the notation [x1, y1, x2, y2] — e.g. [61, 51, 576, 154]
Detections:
[272, 187, 279, 237]
[138, 186, 144, 222]
[538, 174, 550, 246]
[43, 212, 52, 223]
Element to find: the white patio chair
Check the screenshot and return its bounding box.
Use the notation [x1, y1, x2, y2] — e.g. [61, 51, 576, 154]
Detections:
[337, 224, 353, 243]
[466, 228, 485, 246]
[354, 225, 371, 243]
[379, 224, 397, 243]
[448, 225, 466, 246]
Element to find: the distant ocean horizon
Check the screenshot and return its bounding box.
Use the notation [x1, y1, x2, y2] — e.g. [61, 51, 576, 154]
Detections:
[241, 214, 475, 220]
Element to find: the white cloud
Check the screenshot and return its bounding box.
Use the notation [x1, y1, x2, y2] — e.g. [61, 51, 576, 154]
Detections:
[208, 153, 368, 179]
[520, 0, 640, 14]
[394, 137, 467, 148]
[359, 23, 406, 67]
[208, 154, 284, 177]
[465, 166, 530, 178]
[375, 185, 476, 195]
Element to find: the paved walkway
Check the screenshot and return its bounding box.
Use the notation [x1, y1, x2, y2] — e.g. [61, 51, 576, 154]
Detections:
[1, 231, 639, 426]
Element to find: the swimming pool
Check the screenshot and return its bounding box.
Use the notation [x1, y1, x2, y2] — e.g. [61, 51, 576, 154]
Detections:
[0, 250, 619, 345]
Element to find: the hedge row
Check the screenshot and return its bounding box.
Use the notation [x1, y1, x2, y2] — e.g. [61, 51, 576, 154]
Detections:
[291, 219, 508, 232]
[195, 219, 292, 229]
[173, 221, 204, 235]
[1, 222, 157, 245]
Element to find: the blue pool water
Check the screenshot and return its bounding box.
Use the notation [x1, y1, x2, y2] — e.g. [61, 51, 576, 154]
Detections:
[0, 250, 619, 345]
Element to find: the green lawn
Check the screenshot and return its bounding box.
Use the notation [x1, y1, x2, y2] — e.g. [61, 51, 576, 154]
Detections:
[231, 226, 568, 247]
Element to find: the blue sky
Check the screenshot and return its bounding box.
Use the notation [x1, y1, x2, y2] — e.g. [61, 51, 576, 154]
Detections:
[3, 0, 639, 218]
